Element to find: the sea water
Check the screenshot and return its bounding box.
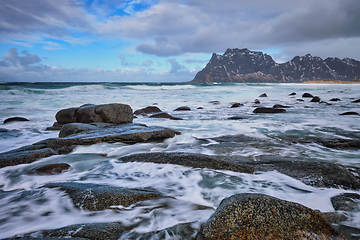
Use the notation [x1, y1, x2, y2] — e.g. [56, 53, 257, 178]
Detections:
[0, 82, 359, 238]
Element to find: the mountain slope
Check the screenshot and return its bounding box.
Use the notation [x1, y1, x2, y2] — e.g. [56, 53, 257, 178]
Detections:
[191, 48, 360, 83]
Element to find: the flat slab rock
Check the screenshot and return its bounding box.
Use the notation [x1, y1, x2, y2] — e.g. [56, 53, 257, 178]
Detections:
[0, 123, 178, 168]
[44, 182, 164, 211]
[119, 152, 255, 174]
[119, 152, 360, 190]
[196, 193, 346, 240]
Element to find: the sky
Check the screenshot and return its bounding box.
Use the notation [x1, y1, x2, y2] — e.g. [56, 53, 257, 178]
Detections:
[1, 0, 360, 82]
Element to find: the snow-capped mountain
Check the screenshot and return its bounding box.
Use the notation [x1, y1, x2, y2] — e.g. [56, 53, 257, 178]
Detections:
[191, 48, 360, 83]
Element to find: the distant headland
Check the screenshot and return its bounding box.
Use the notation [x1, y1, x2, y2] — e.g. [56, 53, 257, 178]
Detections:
[191, 48, 360, 83]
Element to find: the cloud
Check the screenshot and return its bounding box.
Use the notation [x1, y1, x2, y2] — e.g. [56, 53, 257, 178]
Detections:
[143, 60, 153, 66]
[2, 48, 41, 66]
[0, 0, 95, 45]
[167, 58, 187, 74]
[98, 0, 360, 60]
[136, 37, 182, 57]
[118, 53, 132, 66]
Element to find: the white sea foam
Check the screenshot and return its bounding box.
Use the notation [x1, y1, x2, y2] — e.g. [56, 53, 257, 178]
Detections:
[1, 82, 360, 238]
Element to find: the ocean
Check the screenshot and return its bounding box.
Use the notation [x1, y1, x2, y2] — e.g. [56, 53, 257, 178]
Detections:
[0, 82, 360, 239]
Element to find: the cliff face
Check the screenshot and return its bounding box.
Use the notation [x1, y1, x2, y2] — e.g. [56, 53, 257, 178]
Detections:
[191, 48, 360, 83]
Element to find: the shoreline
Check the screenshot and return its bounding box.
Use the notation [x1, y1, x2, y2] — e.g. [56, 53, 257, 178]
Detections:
[303, 80, 360, 84]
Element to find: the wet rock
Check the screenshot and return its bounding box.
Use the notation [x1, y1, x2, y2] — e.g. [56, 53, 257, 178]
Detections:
[241, 157, 360, 190]
[0, 147, 74, 169]
[273, 104, 291, 108]
[320, 212, 347, 225]
[259, 93, 267, 97]
[352, 99, 360, 103]
[149, 112, 183, 120]
[119, 152, 254, 174]
[227, 116, 248, 120]
[196, 193, 345, 240]
[331, 193, 360, 211]
[0, 128, 8, 132]
[289, 92, 296, 95]
[319, 138, 360, 149]
[230, 103, 243, 108]
[45, 122, 64, 131]
[340, 111, 359, 116]
[31, 163, 71, 175]
[55, 107, 78, 124]
[330, 98, 341, 101]
[311, 96, 321, 102]
[174, 106, 191, 111]
[55, 103, 133, 124]
[134, 106, 162, 115]
[59, 122, 100, 137]
[28, 222, 126, 240]
[44, 182, 164, 211]
[296, 99, 305, 102]
[197, 107, 204, 109]
[209, 101, 220, 105]
[3, 117, 30, 124]
[77, 103, 133, 124]
[253, 107, 286, 113]
[0, 123, 178, 168]
[320, 101, 332, 105]
[254, 99, 260, 104]
[302, 93, 314, 98]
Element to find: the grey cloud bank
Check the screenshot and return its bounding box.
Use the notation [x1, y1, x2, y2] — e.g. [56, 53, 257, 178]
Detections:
[1, 0, 360, 82]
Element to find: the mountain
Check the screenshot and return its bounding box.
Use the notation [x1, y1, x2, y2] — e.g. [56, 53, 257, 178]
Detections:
[191, 48, 360, 83]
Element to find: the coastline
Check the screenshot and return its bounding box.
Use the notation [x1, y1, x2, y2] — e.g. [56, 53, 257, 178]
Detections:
[303, 80, 360, 84]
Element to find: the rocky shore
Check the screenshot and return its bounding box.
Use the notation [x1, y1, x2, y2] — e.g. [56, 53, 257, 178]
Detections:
[2, 99, 360, 239]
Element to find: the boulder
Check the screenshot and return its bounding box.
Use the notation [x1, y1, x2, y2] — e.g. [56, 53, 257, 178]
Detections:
[302, 93, 314, 98]
[352, 99, 360, 103]
[230, 103, 243, 108]
[119, 152, 254, 174]
[44, 182, 164, 211]
[149, 112, 183, 120]
[331, 193, 360, 211]
[55, 103, 133, 124]
[197, 193, 345, 240]
[174, 106, 191, 111]
[253, 99, 260, 104]
[259, 93, 267, 97]
[197, 107, 204, 109]
[340, 111, 359, 116]
[75, 103, 133, 124]
[31, 163, 71, 175]
[296, 99, 305, 102]
[55, 107, 78, 124]
[253, 107, 286, 113]
[134, 106, 162, 115]
[289, 92, 296, 95]
[311, 96, 321, 102]
[330, 98, 341, 101]
[3, 117, 30, 124]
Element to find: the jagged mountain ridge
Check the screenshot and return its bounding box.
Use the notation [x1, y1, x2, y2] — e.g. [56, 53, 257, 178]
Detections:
[191, 48, 360, 83]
